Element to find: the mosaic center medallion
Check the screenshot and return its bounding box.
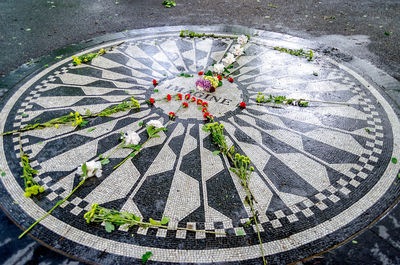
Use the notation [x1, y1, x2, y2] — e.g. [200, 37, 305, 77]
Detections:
[0, 26, 399, 264]
[153, 76, 243, 120]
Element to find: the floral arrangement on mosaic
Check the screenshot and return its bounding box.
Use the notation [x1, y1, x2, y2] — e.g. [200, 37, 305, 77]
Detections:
[195, 34, 249, 93]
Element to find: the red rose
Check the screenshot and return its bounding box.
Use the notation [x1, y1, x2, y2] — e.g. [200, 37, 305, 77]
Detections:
[202, 107, 208, 112]
[217, 75, 222, 80]
[239, 102, 246, 108]
[185, 94, 191, 100]
[198, 71, 203, 75]
[197, 99, 203, 105]
[228, 77, 234, 83]
[149, 98, 155, 104]
[153, 79, 158, 86]
[191, 97, 196, 102]
[202, 102, 208, 107]
[182, 102, 189, 108]
[166, 94, 171, 101]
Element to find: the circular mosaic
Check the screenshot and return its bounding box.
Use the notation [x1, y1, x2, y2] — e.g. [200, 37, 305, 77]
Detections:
[0, 26, 400, 264]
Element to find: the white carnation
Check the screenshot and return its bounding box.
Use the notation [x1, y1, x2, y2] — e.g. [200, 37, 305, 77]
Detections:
[77, 160, 102, 178]
[222, 53, 235, 66]
[237, 35, 248, 45]
[213, 63, 225, 74]
[123, 131, 140, 145]
[147, 119, 163, 129]
[232, 44, 244, 56]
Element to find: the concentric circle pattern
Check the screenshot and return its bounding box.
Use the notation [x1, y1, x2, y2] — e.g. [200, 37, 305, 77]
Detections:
[1, 27, 399, 264]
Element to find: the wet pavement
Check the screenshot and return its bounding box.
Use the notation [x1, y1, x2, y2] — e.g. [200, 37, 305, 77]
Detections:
[0, 1, 400, 265]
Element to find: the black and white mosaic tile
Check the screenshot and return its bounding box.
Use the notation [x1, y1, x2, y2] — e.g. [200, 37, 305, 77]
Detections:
[0, 26, 399, 264]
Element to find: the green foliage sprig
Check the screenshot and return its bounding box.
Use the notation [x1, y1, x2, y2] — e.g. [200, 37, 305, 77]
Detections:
[273, 46, 313, 61]
[162, 1, 176, 8]
[202, 122, 266, 265]
[19, 163, 90, 239]
[256, 92, 350, 107]
[21, 152, 44, 198]
[72, 42, 125, 66]
[1, 96, 140, 136]
[257, 93, 309, 107]
[84, 204, 225, 235]
[179, 30, 251, 41]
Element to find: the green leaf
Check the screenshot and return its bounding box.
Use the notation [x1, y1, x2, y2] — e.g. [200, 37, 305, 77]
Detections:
[150, 134, 160, 138]
[21, 113, 28, 117]
[365, 128, 370, 133]
[398, 173, 400, 179]
[160, 217, 170, 225]
[392, 157, 398, 164]
[100, 158, 110, 165]
[124, 144, 142, 151]
[105, 221, 115, 233]
[313, 72, 318, 76]
[26, 28, 31, 31]
[55, 56, 63, 59]
[236, 229, 245, 236]
[133, 214, 141, 222]
[129, 153, 136, 157]
[154, 89, 159, 92]
[44, 64, 49, 68]
[139, 121, 144, 126]
[1, 172, 6, 177]
[212, 150, 221, 156]
[87, 127, 96, 132]
[81, 163, 88, 176]
[149, 218, 160, 225]
[142, 251, 152, 264]
[352, 240, 358, 244]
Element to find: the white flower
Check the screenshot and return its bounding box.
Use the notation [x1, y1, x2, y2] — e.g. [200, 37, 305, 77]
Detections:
[213, 63, 225, 74]
[147, 119, 163, 129]
[237, 35, 248, 45]
[123, 131, 140, 145]
[232, 44, 244, 56]
[222, 53, 235, 66]
[77, 160, 102, 178]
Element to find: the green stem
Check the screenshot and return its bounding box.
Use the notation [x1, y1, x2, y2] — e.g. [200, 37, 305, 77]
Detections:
[19, 177, 87, 239]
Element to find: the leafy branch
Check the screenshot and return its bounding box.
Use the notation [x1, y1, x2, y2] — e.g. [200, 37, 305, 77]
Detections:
[19, 163, 90, 239]
[72, 42, 125, 66]
[256, 92, 350, 107]
[179, 30, 250, 41]
[19, 135, 44, 198]
[1, 96, 140, 136]
[84, 204, 225, 235]
[273, 46, 313, 61]
[202, 122, 266, 265]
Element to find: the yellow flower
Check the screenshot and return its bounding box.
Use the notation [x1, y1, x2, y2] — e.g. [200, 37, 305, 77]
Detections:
[55, 124, 59, 129]
[72, 56, 82, 65]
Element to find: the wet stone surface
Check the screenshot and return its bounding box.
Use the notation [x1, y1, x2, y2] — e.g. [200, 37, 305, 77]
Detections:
[0, 27, 400, 264]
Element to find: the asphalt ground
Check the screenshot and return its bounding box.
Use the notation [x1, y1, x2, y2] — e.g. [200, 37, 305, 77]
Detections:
[0, 1, 399, 265]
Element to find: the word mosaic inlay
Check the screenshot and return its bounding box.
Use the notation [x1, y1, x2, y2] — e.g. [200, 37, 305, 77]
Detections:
[0, 27, 399, 264]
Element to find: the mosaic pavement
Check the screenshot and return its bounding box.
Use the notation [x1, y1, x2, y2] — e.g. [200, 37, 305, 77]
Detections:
[0, 26, 400, 264]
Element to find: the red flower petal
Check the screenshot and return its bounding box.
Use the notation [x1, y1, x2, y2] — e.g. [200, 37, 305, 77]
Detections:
[203, 112, 209, 119]
[217, 75, 222, 80]
[153, 79, 158, 85]
[149, 98, 155, 104]
[191, 97, 196, 102]
[198, 71, 203, 75]
[239, 102, 246, 108]
[228, 77, 234, 83]
[166, 94, 171, 101]
[183, 102, 188, 108]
